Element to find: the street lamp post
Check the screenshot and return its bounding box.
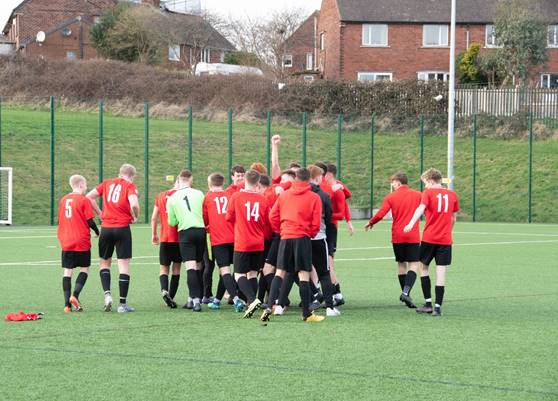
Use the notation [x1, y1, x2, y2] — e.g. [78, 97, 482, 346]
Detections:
[447, 0, 457, 190]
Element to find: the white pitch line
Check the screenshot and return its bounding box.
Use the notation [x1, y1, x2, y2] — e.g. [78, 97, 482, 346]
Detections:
[336, 239, 558, 251]
[0, 235, 58, 240]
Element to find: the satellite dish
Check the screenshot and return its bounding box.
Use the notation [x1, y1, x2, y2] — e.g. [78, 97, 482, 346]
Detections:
[36, 31, 46, 43]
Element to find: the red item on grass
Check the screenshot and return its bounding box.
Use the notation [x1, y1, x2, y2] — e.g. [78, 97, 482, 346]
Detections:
[4, 311, 43, 321]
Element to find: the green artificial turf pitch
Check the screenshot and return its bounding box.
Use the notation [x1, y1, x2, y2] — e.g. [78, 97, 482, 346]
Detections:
[0, 221, 557, 401]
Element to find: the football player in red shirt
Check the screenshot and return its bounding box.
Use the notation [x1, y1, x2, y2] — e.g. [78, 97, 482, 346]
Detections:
[151, 180, 181, 309]
[57, 175, 99, 313]
[404, 168, 460, 317]
[365, 172, 422, 308]
[226, 170, 270, 318]
[224, 165, 246, 197]
[261, 168, 325, 323]
[203, 173, 245, 313]
[87, 164, 140, 313]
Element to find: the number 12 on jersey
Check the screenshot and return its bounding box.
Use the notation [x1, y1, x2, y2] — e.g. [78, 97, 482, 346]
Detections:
[244, 201, 260, 222]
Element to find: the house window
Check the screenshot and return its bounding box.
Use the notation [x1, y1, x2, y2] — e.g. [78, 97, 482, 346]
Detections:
[541, 74, 558, 88]
[357, 72, 393, 82]
[320, 33, 325, 50]
[188, 47, 193, 64]
[220, 51, 225, 63]
[548, 25, 558, 47]
[94, 16, 101, 24]
[201, 48, 211, 63]
[66, 51, 77, 60]
[283, 54, 293, 68]
[168, 45, 180, 61]
[362, 24, 388, 46]
[306, 53, 313, 70]
[303, 75, 315, 82]
[485, 25, 500, 48]
[423, 24, 448, 47]
[418, 71, 449, 82]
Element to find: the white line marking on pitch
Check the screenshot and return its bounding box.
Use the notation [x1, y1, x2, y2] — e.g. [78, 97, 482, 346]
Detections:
[336, 239, 558, 251]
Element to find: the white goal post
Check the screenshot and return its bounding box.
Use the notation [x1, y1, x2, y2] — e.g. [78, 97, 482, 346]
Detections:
[0, 167, 13, 225]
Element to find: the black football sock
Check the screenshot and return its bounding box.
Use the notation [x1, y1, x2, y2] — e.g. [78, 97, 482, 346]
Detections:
[100, 269, 111, 293]
[435, 286, 445, 307]
[196, 269, 203, 296]
[279, 274, 295, 307]
[222, 273, 237, 299]
[237, 276, 255, 304]
[299, 280, 312, 319]
[203, 259, 215, 298]
[257, 275, 267, 302]
[402, 271, 417, 296]
[169, 274, 180, 299]
[215, 276, 226, 301]
[187, 269, 202, 300]
[319, 274, 335, 309]
[398, 274, 407, 291]
[267, 276, 283, 307]
[334, 282, 341, 294]
[421, 276, 432, 306]
[159, 274, 169, 292]
[264, 273, 275, 291]
[73, 272, 88, 298]
[310, 280, 320, 298]
[249, 277, 258, 297]
[119, 274, 130, 304]
[63, 276, 71, 307]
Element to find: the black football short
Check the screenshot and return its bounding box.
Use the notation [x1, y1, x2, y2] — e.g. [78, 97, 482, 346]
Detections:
[61, 251, 91, 269]
[213, 243, 234, 268]
[99, 226, 132, 260]
[311, 238, 329, 277]
[159, 242, 182, 266]
[233, 251, 264, 274]
[178, 228, 206, 263]
[277, 237, 313, 273]
[326, 226, 338, 256]
[420, 242, 452, 266]
[264, 234, 280, 266]
[392, 243, 420, 263]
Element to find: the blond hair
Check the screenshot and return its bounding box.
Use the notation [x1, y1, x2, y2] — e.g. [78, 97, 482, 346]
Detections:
[119, 164, 137, 178]
[69, 175, 86, 189]
[421, 168, 443, 183]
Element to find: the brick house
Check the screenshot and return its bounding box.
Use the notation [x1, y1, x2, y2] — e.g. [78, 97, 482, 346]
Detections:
[313, 0, 558, 86]
[283, 11, 320, 80]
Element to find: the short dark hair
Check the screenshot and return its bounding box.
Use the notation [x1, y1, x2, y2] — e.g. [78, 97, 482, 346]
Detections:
[315, 162, 327, 175]
[296, 168, 311, 182]
[179, 170, 192, 179]
[288, 162, 301, 169]
[326, 163, 337, 176]
[244, 169, 261, 186]
[259, 175, 271, 187]
[281, 170, 296, 179]
[209, 173, 225, 187]
[231, 165, 246, 176]
[390, 172, 408, 185]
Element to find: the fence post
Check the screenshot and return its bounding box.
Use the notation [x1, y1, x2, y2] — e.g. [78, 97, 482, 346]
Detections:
[98, 101, 104, 209]
[419, 115, 425, 191]
[336, 113, 342, 179]
[0, 97, 2, 168]
[528, 112, 533, 223]
[370, 115, 375, 212]
[228, 108, 233, 185]
[266, 111, 271, 174]
[302, 112, 308, 167]
[144, 102, 150, 224]
[472, 114, 477, 222]
[188, 106, 193, 171]
[50, 96, 55, 226]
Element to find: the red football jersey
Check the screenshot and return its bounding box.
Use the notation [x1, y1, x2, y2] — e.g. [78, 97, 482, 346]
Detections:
[369, 185, 421, 243]
[155, 189, 178, 243]
[225, 181, 243, 197]
[225, 190, 270, 252]
[96, 178, 138, 228]
[421, 188, 460, 245]
[57, 193, 95, 251]
[203, 190, 234, 246]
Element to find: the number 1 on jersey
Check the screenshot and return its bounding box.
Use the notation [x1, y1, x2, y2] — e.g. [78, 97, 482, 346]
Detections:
[213, 196, 228, 215]
[436, 193, 449, 213]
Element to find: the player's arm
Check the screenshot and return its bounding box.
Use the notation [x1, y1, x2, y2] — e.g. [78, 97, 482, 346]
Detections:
[86, 189, 102, 216]
[269, 200, 281, 233]
[82, 198, 99, 236]
[324, 195, 334, 230]
[403, 204, 426, 233]
[452, 212, 458, 228]
[271, 135, 281, 181]
[365, 198, 390, 231]
[87, 219, 100, 237]
[202, 198, 210, 228]
[151, 205, 159, 245]
[225, 196, 236, 224]
[344, 200, 354, 236]
[309, 198, 322, 238]
[331, 191, 346, 221]
[128, 194, 140, 223]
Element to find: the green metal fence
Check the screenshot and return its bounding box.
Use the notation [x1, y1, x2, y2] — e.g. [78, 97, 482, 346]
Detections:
[0, 97, 556, 226]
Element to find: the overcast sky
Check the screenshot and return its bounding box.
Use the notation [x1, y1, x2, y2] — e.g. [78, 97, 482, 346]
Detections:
[0, 0, 322, 33]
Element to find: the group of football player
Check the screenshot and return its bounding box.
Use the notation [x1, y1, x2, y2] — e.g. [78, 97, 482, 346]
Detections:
[57, 134, 459, 321]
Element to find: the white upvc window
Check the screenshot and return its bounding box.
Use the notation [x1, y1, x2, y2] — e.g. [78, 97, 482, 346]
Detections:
[357, 72, 393, 82]
[283, 54, 293, 68]
[541, 73, 558, 88]
[320, 33, 325, 50]
[485, 24, 501, 48]
[418, 71, 450, 82]
[66, 51, 77, 60]
[423, 24, 448, 47]
[201, 48, 211, 63]
[362, 24, 388, 46]
[306, 53, 313, 70]
[220, 51, 225, 63]
[548, 25, 558, 47]
[188, 47, 193, 64]
[168, 44, 180, 61]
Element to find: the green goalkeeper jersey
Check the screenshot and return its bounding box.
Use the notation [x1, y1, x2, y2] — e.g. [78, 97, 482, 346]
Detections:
[167, 186, 205, 231]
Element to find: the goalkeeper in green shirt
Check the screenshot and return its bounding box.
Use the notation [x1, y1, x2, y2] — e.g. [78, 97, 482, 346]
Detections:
[167, 170, 206, 312]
